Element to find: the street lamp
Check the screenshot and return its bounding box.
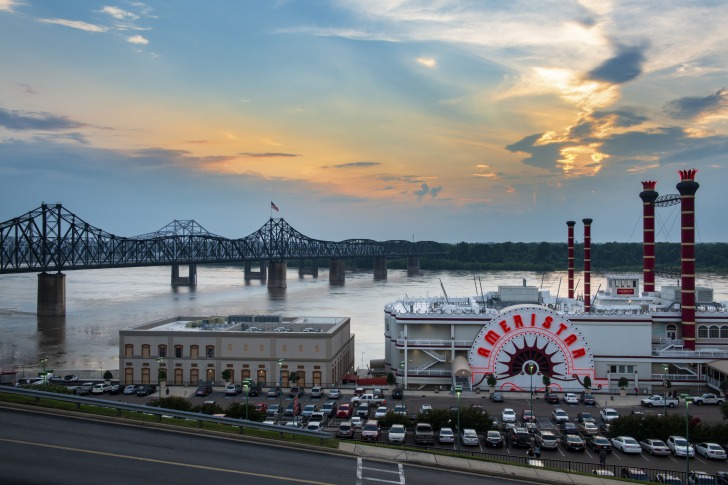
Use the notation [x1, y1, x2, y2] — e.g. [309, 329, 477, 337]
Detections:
[156, 357, 164, 400]
[39, 356, 48, 383]
[455, 385, 462, 451]
[685, 400, 690, 480]
[662, 364, 669, 416]
[244, 383, 249, 420]
[278, 359, 284, 410]
[527, 363, 535, 422]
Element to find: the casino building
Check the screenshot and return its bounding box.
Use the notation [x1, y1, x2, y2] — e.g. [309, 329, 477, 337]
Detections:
[384, 170, 728, 394]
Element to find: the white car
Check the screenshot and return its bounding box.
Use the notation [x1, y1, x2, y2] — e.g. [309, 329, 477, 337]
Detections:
[600, 408, 620, 422]
[551, 408, 569, 423]
[91, 382, 111, 394]
[438, 427, 455, 444]
[563, 393, 579, 404]
[695, 442, 727, 460]
[501, 408, 517, 423]
[350, 416, 365, 428]
[611, 436, 642, 454]
[666, 435, 695, 458]
[420, 403, 433, 414]
[374, 406, 389, 419]
[388, 424, 407, 444]
[461, 428, 480, 446]
[306, 420, 324, 431]
[327, 389, 341, 399]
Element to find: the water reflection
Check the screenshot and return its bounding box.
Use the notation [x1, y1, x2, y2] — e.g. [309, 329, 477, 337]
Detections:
[37, 315, 66, 347]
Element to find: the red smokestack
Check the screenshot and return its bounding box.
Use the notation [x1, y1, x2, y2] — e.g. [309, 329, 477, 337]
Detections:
[640, 181, 659, 293]
[567, 221, 576, 299]
[676, 169, 699, 351]
[583, 218, 593, 313]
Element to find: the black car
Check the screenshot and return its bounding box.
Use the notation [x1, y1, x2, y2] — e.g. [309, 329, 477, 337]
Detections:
[545, 393, 559, 404]
[195, 384, 212, 396]
[580, 393, 596, 405]
[136, 385, 157, 396]
[507, 427, 533, 448]
[289, 386, 304, 397]
[391, 388, 403, 400]
[559, 422, 579, 435]
[561, 434, 585, 452]
[490, 392, 504, 402]
[588, 435, 613, 452]
[108, 384, 122, 395]
[284, 401, 301, 416]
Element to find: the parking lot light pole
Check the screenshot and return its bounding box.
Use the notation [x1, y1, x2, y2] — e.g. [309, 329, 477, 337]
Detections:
[685, 400, 690, 479]
[244, 383, 249, 420]
[455, 385, 462, 452]
[156, 357, 164, 400]
[662, 364, 669, 416]
[528, 363, 535, 422]
[39, 356, 48, 382]
[278, 359, 284, 410]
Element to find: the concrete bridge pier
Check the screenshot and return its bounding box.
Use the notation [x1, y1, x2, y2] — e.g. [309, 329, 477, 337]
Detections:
[298, 258, 319, 277]
[171, 264, 197, 287]
[267, 261, 287, 288]
[329, 258, 346, 284]
[373, 256, 387, 279]
[38, 272, 66, 316]
[407, 256, 420, 276]
[244, 260, 268, 281]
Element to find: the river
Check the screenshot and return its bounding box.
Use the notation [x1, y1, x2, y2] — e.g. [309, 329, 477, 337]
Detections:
[1, 266, 727, 373]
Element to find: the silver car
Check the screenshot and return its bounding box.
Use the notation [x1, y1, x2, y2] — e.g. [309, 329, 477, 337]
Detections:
[388, 424, 407, 444]
[460, 429, 480, 446]
[438, 427, 455, 444]
[640, 439, 671, 456]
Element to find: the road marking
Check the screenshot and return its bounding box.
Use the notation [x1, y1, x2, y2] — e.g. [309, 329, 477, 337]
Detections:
[357, 458, 405, 484]
[0, 438, 333, 484]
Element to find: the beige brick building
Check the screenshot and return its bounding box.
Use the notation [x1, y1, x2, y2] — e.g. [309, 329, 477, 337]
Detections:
[119, 315, 355, 388]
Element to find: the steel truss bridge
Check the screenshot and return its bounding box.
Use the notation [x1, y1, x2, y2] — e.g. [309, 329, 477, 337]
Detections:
[0, 204, 444, 274]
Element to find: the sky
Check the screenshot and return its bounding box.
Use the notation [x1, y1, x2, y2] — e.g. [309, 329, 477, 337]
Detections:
[1, 0, 727, 244]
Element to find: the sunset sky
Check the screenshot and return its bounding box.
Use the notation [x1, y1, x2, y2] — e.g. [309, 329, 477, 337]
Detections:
[1, 1, 727, 244]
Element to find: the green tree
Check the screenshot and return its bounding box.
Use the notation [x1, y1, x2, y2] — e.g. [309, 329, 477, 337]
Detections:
[221, 369, 232, 382]
[158, 369, 167, 381]
[618, 377, 629, 390]
[486, 374, 497, 388]
[542, 375, 551, 392]
[103, 370, 113, 381]
[194, 401, 224, 415]
[583, 376, 591, 390]
[387, 372, 396, 386]
[288, 372, 299, 386]
[155, 396, 192, 411]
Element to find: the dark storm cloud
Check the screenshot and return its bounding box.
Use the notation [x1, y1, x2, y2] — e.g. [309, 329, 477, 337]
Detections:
[587, 45, 646, 84]
[0, 106, 88, 131]
[592, 110, 649, 127]
[505, 134, 565, 171]
[664, 88, 728, 120]
[237, 152, 300, 158]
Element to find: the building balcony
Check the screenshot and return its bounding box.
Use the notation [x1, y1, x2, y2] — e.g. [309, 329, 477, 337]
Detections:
[395, 339, 472, 347]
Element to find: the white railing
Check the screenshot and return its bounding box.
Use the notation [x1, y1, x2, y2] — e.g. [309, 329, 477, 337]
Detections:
[650, 373, 702, 381]
[653, 348, 728, 358]
[396, 339, 472, 347]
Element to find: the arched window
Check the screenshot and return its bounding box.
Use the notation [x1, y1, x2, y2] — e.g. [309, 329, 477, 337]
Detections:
[720, 326, 728, 339]
[141, 344, 150, 358]
[124, 344, 134, 358]
[206, 345, 215, 358]
[666, 324, 677, 340]
[141, 367, 150, 384]
[174, 345, 183, 358]
[697, 325, 708, 339]
[190, 345, 199, 358]
[158, 345, 167, 357]
[709, 325, 720, 339]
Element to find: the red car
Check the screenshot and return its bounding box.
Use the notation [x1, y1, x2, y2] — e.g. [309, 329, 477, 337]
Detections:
[522, 409, 535, 422]
[337, 403, 353, 419]
[255, 402, 268, 413]
[545, 393, 560, 404]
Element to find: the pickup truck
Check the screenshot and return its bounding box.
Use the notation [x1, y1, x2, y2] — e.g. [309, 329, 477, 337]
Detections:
[691, 393, 725, 405]
[640, 395, 679, 408]
[414, 423, 435, 445]
[350, 393, 386, 407]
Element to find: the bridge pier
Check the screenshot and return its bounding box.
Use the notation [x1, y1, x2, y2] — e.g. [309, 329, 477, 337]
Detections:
[407, 256, 420, 276]
[244, 260, 267, 281]
[171, 264, 197, 287]
[329, 258, 345, 284]
[267, 261, 287, 288]
[298, 258, 319, 277]
[373, 257, 387, 279]
[38, 272, 66, 316]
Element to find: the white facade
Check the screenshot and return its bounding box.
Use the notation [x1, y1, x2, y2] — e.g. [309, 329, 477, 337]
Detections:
[119, 315, 355, 388]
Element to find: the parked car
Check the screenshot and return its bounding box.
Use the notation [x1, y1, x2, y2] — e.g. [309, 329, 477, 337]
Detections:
[640, 438, 671, 456]
[350, 416, 365, 429]
[108, 384, 122, 395]
[195, 384, 212, 396]
[63, 375, 79, 383]
[552, 408, 569, 423]
[122, 384, 138, 395]
[306, 420, 325, 432]
[688, 472, 718, 485]
[289, 386, 304, 397]
[374, 406, 389, 419]
[460, 429, 480, 447]
[656, 474, 684, 485]
[490, 391, 504, 402]
[327, 388, 341, 399]
[600, 408, 620, 422]
[336, 421, 355, 439]
[419, 403, 433, 414]
[484, 430, 503, 448]
[388, 424, 407, 444]
[310, 386, 323, 398]
[302, 404, 318, 418]
[91, 382, 111, 394]
[360, 420, 381, 441]
[393, 405, 407, 416]
[336, 403, 353, 419]
[501, 408, 517, 423]
[522, 409, 535, 422]
[321, 401, 337, 417]
[438, 427, 455, 444]
[612, 436, 642, 454]
[695, 442, 727, 460]
[356, 403, 370, 418]
[507, 427, 533, 448]
[545, 393, 559, 404]
[578, 421, 599, 436]
[563, 393, 578, 404]
[283, 401, 302, 417]
[391, 387, 403, 400]
[576, 411, 595, 423]
[353, 387, 365, 397]
[267, 404, 280, 416]
[561, 434, 585, 452]
[255, 402, 268, 413]
[560, 421, 578, 435]
[667, 435, 695, 458]
[587, 435, 613, 453]
[266, 387, 281, 398]
[535, 430, 559, 449]
[76, 382, 94, 395]
[225, 384, 242, 396]
[136, 384, 156, 396]
[621, 467, 650, 482]
[580, 392, 596, 405]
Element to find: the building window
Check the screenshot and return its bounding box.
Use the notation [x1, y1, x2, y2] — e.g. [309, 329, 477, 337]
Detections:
[698, 325, 708, 339]
[190, 345, 199, 358]
[174, 345, 183, 358]
[227, 343, 232, 352]
[158, 345, 167, 357]
[721, 326, 728, 339]
[709, 325, 720, 339]
[124, 344, 133, 358]
[141, 344, 150, 358]
[141, 367, 150, 385]
[206, 346, 215, 358]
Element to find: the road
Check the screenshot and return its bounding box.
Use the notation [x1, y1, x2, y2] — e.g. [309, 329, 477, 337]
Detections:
[0, 406, 522, 485]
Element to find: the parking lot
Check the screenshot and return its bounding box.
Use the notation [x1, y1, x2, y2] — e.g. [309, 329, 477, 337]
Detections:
[89, 383, 728, 478]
